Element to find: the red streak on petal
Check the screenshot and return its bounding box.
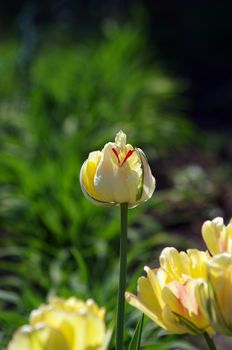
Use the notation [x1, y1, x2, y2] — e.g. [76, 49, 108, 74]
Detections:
[112, 147, 121, 164]
[122, 149, 135, 165]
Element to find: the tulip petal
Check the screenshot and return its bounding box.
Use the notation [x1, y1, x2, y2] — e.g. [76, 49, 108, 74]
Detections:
[7, 325, 68, 350]
[161, 305, 187, 334]
[80, 158, 115, 207]
[81, 151, 102, 199]
[125, 291, 166, 329]
[202, 218, 225, 256]
[144, 266, 165, 308]
[159, 248, 191, 283]
[136, 148, 156, 203]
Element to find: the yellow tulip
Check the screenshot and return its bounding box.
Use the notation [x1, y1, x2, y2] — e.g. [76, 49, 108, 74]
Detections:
[197, 253, 232, 335]
[8, 297, 108, 350]
[7, 325, 68, 350]
[202, 217, 232, 255]
[126, 247, 213, 335]
[80, 130, 156, 207]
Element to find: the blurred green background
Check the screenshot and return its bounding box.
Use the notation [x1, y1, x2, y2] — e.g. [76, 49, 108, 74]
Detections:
[1, 1, 232, 349]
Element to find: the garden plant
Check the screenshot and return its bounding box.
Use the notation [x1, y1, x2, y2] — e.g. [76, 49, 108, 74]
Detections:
[1, 22, 232, 350]
[6, 130, 232, 350]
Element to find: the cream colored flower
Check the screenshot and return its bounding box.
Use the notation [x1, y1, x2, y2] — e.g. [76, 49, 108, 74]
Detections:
[197, 253, 232, 335]
[126, 247, 213, 335]
[80, 130, 155, 207]
[8, 297, 108, 350]
[202, 217, 232, 255]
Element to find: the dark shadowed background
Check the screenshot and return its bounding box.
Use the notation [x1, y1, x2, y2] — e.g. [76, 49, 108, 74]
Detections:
[1, 0, 232, 129]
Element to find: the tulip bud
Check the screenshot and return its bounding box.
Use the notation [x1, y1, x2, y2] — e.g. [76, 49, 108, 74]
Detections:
[197, 253, 232, 335]
[80, 130, 156, 207]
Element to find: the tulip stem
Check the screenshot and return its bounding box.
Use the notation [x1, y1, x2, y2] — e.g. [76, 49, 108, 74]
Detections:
[116, 203, 128, 350]
[203, 332, 218, 350]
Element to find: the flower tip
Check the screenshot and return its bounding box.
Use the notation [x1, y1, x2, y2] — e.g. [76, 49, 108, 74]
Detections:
[125, 291, 133, 302]
[115, 130, 127, 147]
[212, 217, 224, 225]
[144, 265, 150, 273]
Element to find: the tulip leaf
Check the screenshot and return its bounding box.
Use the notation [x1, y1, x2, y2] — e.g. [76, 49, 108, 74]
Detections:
[128, 314, 144, 350]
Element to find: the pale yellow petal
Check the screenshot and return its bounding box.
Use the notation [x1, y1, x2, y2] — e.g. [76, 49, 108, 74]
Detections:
[160, 248, 190, 282]
[8, 325, 68, 350]
[161, 305, 187, 334]
[80, 151, 103, 201]
[202, 218, 226, 255]
[207, 254, 232, 328]
[86, 314, 106, 348]
[187, 249, 210, 278]
[144, 266, 165, 308]
[162, 282, 186, 317]
[137, 276, 163, 316]
[136, 148, 156, 203]
[8, 327, 31, 350]
[125, 291, 166, 329]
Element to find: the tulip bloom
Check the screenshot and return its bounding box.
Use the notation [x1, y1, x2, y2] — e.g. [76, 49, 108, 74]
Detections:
[197, 253, 232, 335]
[8, 297, 108, 350]
[80, 130, 156, 207]
[126, 247, 213, 335]
[202, 217, 232, 256]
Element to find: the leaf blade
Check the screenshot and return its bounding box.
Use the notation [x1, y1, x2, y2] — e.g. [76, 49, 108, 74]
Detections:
[128, 314, 144, 350]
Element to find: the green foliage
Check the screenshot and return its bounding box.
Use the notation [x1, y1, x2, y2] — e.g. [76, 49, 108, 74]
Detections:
[0, 41, 21, 99]
[28, 24, 194, 154]
[0, 23, 211, 349]
[128, 314, 144, 350]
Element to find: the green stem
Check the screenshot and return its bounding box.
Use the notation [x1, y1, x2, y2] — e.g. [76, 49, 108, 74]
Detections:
[116, 203, 128, 350]
[203, 332, 218, 350]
